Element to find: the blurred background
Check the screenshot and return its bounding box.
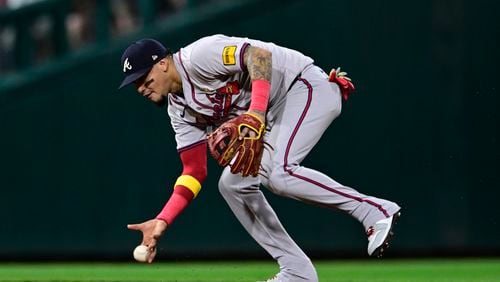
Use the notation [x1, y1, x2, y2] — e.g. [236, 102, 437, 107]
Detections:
[0, 0, 498, 261]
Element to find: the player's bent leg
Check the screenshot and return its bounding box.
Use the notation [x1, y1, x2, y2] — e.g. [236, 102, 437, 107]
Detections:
[266, 164, 400, 230]
[261, 65, 401, 256]
[218, 168, 318, 282]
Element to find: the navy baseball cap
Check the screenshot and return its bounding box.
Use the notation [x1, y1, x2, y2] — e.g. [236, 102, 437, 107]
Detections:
[118, 38, 170, 89]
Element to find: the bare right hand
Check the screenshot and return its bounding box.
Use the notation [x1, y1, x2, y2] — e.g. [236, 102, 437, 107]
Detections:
[127, 219, 168, 263]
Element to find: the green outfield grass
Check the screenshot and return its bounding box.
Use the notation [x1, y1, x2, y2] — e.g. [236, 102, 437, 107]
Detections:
[0, 258, 499, 282]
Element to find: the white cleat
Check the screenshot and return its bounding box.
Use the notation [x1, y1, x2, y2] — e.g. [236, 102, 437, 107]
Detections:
[367, 211, 401, 257]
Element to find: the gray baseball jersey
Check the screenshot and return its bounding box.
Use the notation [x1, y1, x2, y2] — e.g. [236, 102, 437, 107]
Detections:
[168, 34, 312, 150]
[167, 34, 400, 282]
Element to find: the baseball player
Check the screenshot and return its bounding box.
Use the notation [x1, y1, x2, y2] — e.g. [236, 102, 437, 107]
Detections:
[121, 35, 401, 282]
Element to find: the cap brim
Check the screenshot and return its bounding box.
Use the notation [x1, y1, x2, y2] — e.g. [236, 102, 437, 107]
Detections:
[118, 68, 152, 89]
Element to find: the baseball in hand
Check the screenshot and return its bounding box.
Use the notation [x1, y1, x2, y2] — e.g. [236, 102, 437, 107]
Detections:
[133, 245, 150, 262]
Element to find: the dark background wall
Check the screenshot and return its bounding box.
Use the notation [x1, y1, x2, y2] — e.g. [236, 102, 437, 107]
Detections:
[0, 0, 498, 259]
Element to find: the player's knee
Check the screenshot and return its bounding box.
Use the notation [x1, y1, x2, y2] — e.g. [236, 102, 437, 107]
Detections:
[217, 173, 237, 197]
[217, 171, 249, 196]
[217, 177, 234, 197]
[267, 169, 285, 195]
[267, 163, 299, 195]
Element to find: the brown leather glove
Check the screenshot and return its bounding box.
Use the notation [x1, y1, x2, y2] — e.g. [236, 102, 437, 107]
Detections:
[208, 113, 265, 177]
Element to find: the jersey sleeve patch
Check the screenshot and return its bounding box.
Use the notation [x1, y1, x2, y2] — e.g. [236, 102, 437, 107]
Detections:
[222, 45, 237, 65]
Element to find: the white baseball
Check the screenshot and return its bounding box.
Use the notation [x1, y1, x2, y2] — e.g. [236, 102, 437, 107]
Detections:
[133, 245, 150, 262]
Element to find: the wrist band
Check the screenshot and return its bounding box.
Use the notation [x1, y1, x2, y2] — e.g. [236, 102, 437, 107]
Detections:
[175, 175, 202, 197]
[249, 79, 270, 112]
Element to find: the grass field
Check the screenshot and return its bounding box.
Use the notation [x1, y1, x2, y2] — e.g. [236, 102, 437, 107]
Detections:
[0, 258, 499, 282]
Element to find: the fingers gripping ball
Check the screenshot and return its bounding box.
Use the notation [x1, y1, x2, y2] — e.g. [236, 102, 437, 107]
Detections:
[133, 245, 151, 263]
[208, 113, 265, 177]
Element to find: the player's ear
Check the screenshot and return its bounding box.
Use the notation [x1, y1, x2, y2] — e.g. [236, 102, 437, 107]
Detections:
[158, 58, 169, 72]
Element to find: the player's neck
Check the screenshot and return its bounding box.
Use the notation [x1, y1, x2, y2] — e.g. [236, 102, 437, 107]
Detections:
[170, 61, 183, 94]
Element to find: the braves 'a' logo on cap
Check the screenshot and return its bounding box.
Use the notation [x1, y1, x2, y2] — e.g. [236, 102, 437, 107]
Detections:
[123, 58, 132, 73]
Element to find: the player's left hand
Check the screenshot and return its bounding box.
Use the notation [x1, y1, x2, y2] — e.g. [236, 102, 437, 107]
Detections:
[127, 219, 168, 263]
[238, 110, 266, 140]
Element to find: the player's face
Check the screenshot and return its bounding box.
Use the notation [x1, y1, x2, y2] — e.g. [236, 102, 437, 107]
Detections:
[134, 60, 170, 106]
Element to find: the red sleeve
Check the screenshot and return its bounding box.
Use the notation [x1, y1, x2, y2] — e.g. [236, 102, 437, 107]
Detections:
[156, 142, 207, 225]
[179, 141, 207, 183]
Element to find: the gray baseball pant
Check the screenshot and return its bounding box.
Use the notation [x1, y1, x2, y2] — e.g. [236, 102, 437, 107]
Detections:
[218, 65, 400, 282]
